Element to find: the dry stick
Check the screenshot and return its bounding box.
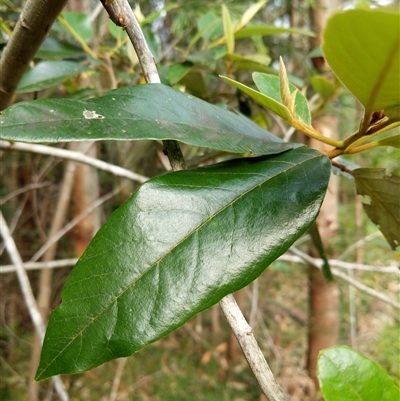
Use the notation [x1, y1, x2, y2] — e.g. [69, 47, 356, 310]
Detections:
[0, 182, 52, 205]
[2, 257, 397, 275]
[0, 259, 79, 274]
[289, 247, 400, 310]
[30, 186, 122, 263]
[100, 2, 288, 400]
[28, 160, 76, 401]
[0, 141, 148, 183]
[0, 213, 70, 401]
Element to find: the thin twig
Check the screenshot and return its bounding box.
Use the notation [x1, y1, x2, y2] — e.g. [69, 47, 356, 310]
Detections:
[277, 254, 398, 273]
[0, 259, 78, 274]
[0, 141, 148, 183]
[289, 247, 400, 310]
[0, 181, 52, 205]
[0, 212, 70, 401]
[219, 295, 289, 401]
[30, 186, 122, 262]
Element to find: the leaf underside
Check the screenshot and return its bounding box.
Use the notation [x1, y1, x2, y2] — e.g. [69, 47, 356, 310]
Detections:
[351, 168, 400, 250]
[0, 84, 299, 156]
[36, 147, 330, 380]
[322, 8, 400, 112]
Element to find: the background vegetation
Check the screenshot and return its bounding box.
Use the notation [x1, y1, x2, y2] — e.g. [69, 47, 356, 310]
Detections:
[0, 0, 399, 400]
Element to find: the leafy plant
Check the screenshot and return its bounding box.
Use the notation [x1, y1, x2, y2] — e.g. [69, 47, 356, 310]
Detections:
[318, 346, 400, 401]
[0, 3, 398, 397]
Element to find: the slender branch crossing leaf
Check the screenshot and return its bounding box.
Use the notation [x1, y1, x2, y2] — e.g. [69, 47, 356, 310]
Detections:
[318, 346, 400, 401]
[351, 168, 400, 250]
[0, 84, 298, 156]
[36, 148, 330, 380]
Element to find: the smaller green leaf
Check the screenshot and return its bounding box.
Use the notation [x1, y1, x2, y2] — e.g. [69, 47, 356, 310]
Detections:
[141, 4, 178, 26]
[63, 11, 93, 43]
[310, 76, 335, 101]
[377, 134, 400, 149]
[351, 168, 400, 250]
[220, 76, 292, 122]
[35, 37, 85, 60]
[196, 12, 223, 42]
[234, 25, 314, 39]
[168, 63, 192, 85]
[108, 19, 127, 41]
[186, 48, 226, 65]
[16, 61, 89, 93]
[225, 53, 271, 67]
[222, 4, 234, 54]
[318, 346, 400, 401]
[385, 106, 400, 122]
[236, 0, 267, 31]
[253, 72, 311, 125]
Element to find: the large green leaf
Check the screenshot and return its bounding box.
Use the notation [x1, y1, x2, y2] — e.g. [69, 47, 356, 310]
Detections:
[36, 148, 330, 380]
[318, 346, 400, 401]
[351, 168, 400, 250]
[322, 8, 400, 112]
[16, 61, 89, 93]
[0, 84, 299, 156]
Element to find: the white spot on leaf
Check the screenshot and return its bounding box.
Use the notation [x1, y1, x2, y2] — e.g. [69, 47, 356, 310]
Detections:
[83, 110, 105, 119]
[359, 194, 372, 205]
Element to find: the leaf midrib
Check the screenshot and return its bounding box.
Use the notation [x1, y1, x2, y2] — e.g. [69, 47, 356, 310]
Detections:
[38, 151, 319, 379]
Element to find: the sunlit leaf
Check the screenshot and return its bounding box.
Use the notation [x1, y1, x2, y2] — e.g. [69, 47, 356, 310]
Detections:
[1, 84, 299, 156]
[222, 4, 234, 53]
[220, 76, 292, 122]
[62, 11, 93, 43]
[322, 8, 400, 112]
[35, 148, 330, 380]
[16, 61, 89, 93]
[234, 25, 314, 39]
[310, 76, 335, 101]
[318, 346, 400, 401]
[351, 168, 400, 250]
[377, 134, 400, 149]
[235, 0, 267, 31]
[253, 73, 311, 125]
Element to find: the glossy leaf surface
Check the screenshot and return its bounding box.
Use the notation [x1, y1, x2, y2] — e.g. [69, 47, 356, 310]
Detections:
[36, 148, 330, 380]
[323, 8, 400, 112]
[352, 168, 400, 250]
[16, 61, 89, 93]
[318, 346, 400, 401]
[1, 84, 298, 156]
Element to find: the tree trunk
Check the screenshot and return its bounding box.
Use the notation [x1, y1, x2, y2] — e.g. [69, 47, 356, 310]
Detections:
[307, 117, 340, 389]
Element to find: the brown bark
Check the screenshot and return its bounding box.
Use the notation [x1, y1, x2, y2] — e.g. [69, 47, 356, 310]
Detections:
[0, 0, 68, 110]
[307, 116, 340, 389]
[70, 144, 101, 257]
[28, 161, 76, 401]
